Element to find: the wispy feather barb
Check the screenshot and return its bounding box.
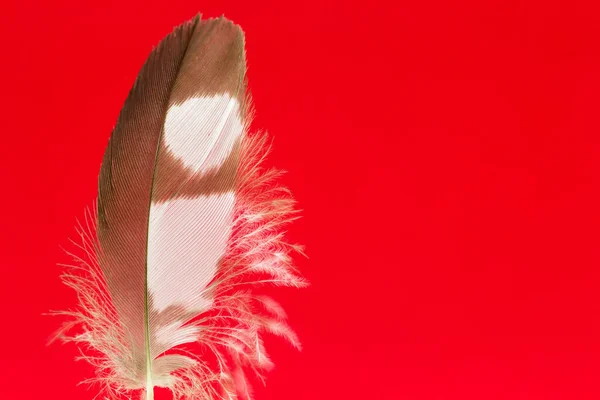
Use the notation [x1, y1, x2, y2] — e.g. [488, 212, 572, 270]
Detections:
[54, 14, 305, 400]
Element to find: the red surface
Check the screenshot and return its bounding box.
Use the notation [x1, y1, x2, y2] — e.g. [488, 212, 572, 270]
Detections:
[1, 1, 600, 399]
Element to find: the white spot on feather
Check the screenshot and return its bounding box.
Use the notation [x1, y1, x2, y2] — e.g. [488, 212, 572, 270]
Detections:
[164, 94, 243, 171]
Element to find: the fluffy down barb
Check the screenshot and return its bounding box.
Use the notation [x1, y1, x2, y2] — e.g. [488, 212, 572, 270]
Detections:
[55, 132, 305, 400]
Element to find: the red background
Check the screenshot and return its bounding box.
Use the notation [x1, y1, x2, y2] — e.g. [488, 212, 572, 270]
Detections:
[2, 0, 600, 399]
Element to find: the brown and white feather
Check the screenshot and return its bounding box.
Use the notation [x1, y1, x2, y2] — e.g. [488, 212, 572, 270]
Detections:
[55, 15, 305, 400]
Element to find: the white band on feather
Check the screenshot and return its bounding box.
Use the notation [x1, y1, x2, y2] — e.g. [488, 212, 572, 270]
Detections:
[147, 192, 235, 313]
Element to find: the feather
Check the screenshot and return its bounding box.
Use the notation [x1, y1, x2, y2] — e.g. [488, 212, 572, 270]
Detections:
[54, 15, 305, 400]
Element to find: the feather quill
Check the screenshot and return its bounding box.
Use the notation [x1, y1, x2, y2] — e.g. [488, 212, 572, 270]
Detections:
[55, 15, 305, 400]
